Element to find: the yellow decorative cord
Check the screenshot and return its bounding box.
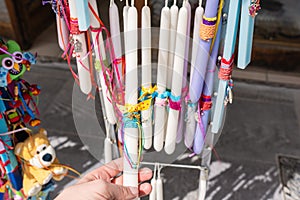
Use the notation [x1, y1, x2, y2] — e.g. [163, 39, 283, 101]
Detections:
[210, 0, 224, 51]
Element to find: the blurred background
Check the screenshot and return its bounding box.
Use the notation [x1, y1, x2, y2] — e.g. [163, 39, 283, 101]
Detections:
[0, 0, 300, 199]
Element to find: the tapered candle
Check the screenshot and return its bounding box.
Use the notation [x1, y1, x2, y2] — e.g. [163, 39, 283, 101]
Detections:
[166, 0, 178, 90]
[141, 0, 152, 149]
[176, 0, 191, 143]
[56, 12, 69, 51]
[123, 1, 139, 190]
[89, 0, 117, 125]
[193, 18, 222, 154]
[75, 0, 90, 31]
[212, 0, 241, 134]
[123, 0, 130, 55]
[189, 0, 220, 103]
[110, 0, 123, 85]
[69, 0, 92, 94]
[237, 0, 255, 69]
[184, 0, 204, 148]
[164, 4, 188, 155]
[89, 0, 116, 162]
[153, 0, 170, 152]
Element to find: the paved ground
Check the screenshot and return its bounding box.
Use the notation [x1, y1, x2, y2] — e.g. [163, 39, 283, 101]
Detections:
[22, 63, 300, 200]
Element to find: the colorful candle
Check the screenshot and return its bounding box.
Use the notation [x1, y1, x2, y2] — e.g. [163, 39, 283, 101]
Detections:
[153, 0, 170, 152]
[184, 0, 204, 148]
[69, 0, 92, 94]
[188, 0, 220, 103]
[212, 0, 241, 134]
[237, 0, 255, 69]
[75, 0, 90, 31]
[123, 1, 139, 190]
[141, 0, 153, 149]
[164, 3, 188, 155]
[193, 18, 222, 154]
[89, 0, 117, 125]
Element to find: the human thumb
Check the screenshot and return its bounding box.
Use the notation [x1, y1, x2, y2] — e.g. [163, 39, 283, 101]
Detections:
[107, 182, 139, 200]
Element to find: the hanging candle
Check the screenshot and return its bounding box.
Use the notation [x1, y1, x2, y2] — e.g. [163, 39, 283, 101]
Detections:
[193, 18, 222, 154]
[109, 0, 123, 86]
[153, 0, 170, 152]
[89, 0, 117, 125]
[75, 0, 90, 31]
[166, 0, 178, 90]
[237, 0, 257, 69]
[141, 0, 153, 150]
[69, 0, 92, 94]
[176, 0, 191, 143]
[56, 1, 69, 51]
[184, 0, 204, 148]
[164, 2, 188, 155]
[188, 0, 220, 103]
[123, 0, 139, 191]
[212, 0, 241, 134]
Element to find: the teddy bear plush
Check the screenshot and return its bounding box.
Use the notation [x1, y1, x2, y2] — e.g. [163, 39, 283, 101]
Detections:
[14, 129, 67, 197]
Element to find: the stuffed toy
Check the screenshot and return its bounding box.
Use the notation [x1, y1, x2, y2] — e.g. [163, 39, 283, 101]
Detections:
[14, 129, 67, 197]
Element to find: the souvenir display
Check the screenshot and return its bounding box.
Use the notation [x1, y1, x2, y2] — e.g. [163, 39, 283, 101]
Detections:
[44, 0, 261, 198]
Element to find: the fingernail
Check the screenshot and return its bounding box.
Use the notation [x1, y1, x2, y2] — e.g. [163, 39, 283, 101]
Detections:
[140, 167, 152, 173]
[129, 187, 138, 196]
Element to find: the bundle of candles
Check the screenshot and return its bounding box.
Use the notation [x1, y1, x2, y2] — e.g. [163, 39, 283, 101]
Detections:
[45, 0, 260, 197]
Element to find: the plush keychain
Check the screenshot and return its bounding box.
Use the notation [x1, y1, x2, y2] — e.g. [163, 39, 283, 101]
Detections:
[14, 129, 68, 197]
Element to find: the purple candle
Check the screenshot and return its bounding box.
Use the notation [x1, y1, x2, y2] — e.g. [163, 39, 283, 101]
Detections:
[193, 17, 222, 154]
[188, 0, 220, 103]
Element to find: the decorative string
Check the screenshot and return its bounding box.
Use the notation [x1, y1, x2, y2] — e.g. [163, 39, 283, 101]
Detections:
[200, 95, 212, 111]
[210, 0, 224, 51]
[200, 16, 217, 41]
[218, 55, 234, 81]
[70, 18, 81, 35]
[122, 111, 144, 169]
[249, 0, 261, 17]
[169, 94, 181, 111]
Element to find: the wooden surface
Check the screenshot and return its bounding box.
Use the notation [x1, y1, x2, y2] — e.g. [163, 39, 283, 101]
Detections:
[1, 0, 54, 49]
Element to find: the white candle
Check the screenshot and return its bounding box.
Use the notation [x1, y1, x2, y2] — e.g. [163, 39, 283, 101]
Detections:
[123, 0, 130, 59]
[69, 0, 92, 94]
[56, 15, 69, 51]
[153, 0, 170, 152]
[166, 0, 178, 90]
[184, 0, 203, 148]
[123, 1, 139, 190]
[89, 0, 117, 125]
[164, 3, 188, 155]
[141, 0, 152, 150]
[190, 0, 204, 78]
[109, 0, 123, 85]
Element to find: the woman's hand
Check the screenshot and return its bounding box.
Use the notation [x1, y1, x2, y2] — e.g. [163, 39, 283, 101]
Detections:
[55, 158, 152, 200]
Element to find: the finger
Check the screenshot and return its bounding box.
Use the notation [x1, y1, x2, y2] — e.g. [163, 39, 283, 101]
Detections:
[78, 158, 123, 184]
[103, 181, 139, 200]
[112, 167, 153, 185]
[139, 182, 152, 197]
